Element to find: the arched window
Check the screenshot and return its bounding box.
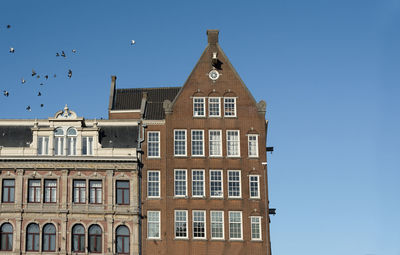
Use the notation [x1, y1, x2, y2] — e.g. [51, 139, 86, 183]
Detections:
[88, 225, 102, 253]
[0, 223, 13, 251]
[67, 128, 77, 156]
[26, 223, 39, 252]
[54, 128, 64, 156]
[42, 224, 56, 252]
[72, 224, 85, 252]
[116, 225, 130, 254]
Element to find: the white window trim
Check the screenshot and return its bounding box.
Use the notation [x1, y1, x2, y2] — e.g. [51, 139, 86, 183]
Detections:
[227, 170, 241, 199]
[147, 171, 160, 198]
[226, 130, 240, 158]
[191, 129, 205, 157]
[209, 130, 222, 157]
[250, 216, 262, 241]
[249, 175, 260, 199]
[224, 97, 237, 117]
[208, 97, 221, 117]
[191, 169, 205, 198]
[147, 211, 161, 239]
[174, 169, 187, 198]
[82, 136, 94, 156]
[192, 210, 207, 239]
[210, 210, 225, 240]
[247, 134, 259, 158]
[229, 211, 243, 240]
[175, 210, 188, 239]
[209, 170, 223, 198]
[147, 131, 160, 158]
[193, 97, 206, 117]
[37, 136, 49, 155]
[174, 129, 187, 157]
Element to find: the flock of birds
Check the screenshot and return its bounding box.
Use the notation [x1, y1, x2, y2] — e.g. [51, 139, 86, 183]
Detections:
[2, 24, 136, 113]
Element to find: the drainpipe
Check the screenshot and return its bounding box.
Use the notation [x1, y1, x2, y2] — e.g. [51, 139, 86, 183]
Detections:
[137, 120, 146, 255]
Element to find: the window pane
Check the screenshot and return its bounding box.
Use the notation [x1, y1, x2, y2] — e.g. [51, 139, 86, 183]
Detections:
[147, 171, 160, 197]
[175, 211, 187, 238]
[209, 97, 220, 117]
[209, 130, 222, 156]
[193, 211, 205, 238]
[174, 170, 186, 196]
[191, 130, 204, 156]
[210, 170, 223, 197]
[174, 130, 186, 156]
[227, 130, 240, 157]
[228, 171, 241, 198]
[193, 98, 205, 117]
[148, 132, 160, 157]
[224, 97, 236, 116]
[192, 170, 204, 197]
[211, 211, 224, 239]
[148, 211, 160, 238]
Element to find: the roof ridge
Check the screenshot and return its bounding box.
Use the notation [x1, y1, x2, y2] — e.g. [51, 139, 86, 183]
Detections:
[117, 86, 181, 91]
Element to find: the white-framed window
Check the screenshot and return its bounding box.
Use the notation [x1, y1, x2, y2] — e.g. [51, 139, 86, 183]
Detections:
[28, 179, 41, 203]
[44, 179, 57, 203]
[228, 170, 241, 198]
[192, 170, 205, 197]
[37, 136, 49, 155]
[67, 128, 77, 156]
[174, 169, 187, 197]
[147, 131, 160, 158]
[89, 180, 102, 204]
[251, 216, 262, 241]
[210, 170, 223, 198]
[54, 128, 65, 156]
[191, 130, 204, 157]
[174, 130, 187, 156]
[210, 211, 224, 240]
[192, 210, 206, 239]
[193, 97, 205, 117]
[209, 130, 222, 157]
[249, 175, 260, 199]
[82, 136, 93, 155]
[175, 210, 188, 238]
[147, 211, 161, 239]
[227, 130, 240, 157]
[147, 171, 160, 198]
[224, 97, 236, 117]
[248, 134, 259, 157]
[209, 97, 221, 117]
[229, 211, 242, 240]
[73, 180, 86, 204]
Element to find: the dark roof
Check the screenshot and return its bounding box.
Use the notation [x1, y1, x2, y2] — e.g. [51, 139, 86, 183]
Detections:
[112, 87, 181, 119]
[0, 126, 32, 147]
[99, 126, 138, 148]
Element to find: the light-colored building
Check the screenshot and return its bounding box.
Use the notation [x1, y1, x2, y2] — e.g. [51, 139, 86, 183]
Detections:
[0, 106, 140, 254]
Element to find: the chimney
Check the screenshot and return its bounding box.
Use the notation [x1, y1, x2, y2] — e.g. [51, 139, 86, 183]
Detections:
[108, 75, 117, 112]
[207, 30, 219, 44]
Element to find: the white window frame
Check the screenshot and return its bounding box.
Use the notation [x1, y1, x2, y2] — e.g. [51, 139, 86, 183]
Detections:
[228, 170, 241, 198]
[37, 136, 49, 155]
[250, 216, 262, 241]
[210, 170, 223, 198]
[210, 211, 224, 240]
[191, 169, 205, 197]
[66, 128, 77, 156]
[226, 130, 240, 157]
[191, 130, 204, 157]
[224, 97, 237, 117]
[174, 129, 187, 156]
[82, 136, 93, 156]
[147, 171, 160, 198]
[249, 175, 260, 199]
[208, 97, 221, 117]
[147, 211, 161, 239]
[248, 134, 259, 158]
[229, 211, 243, 240]
[147, 131, 160, 158]
[192, 210, 206, 239]
[209, 130, 222, 157]
[174, 210, 188, 239]
[174, 169, 187, 197]
[193, 97, 206, 117]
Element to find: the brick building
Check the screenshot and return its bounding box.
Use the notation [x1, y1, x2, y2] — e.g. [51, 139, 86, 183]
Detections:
[0, 106, 140, 254]
[109, 30, 272, 254]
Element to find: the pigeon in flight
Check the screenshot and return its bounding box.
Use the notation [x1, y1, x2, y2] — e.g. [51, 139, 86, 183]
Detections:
[53, 74, 57, 78]
[21, 78, 26, 84]
[9, 47, 14, 53]
[6, 25, 11, 29]
[68, 69, 72, 78]
[26, 106, 31, 111]
[40, 83, 44, 86]
[38, 92, 41, 96]
[40, 104, 44, 107]
[44, 75, 48, 80]
[32, 69, 37, 76]
[56, 52, 60, 57]
[3, 91, 9, 97]
[72, 49, 77, 53]
[131, 40, 136, 45]
[61, 51, 66, 58]
[36, 75, 40, 79]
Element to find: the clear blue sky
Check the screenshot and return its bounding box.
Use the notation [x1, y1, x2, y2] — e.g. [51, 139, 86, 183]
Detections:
[1, 0, 399, 254]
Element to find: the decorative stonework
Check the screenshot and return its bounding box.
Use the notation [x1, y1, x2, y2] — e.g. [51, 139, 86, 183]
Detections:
[54, 105, 78, 119]
[257, 100, 267, 113]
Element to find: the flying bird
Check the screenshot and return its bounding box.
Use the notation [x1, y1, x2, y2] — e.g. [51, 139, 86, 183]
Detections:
[9, 47, 14, 53]
[53, 74, 57, 78]
[68, 69, 72, 78]
[21, 78, 26, 84]
[40, 104, 44, 107]
[44, 75, 48, 80]
[38, 92, 41, 96]
[40, 83, 43, 86]
[61, 51, 66, 58]
[3, 91, 9, 97]
[131, 40, 136, 45]
[56, 52, 60, 57]
[72, 49, 77, 53]
[6, 25, 11, 29]
[26, 106, 31, 111]
[32, 69, 37, 76]
[36, 75, 40, 79]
